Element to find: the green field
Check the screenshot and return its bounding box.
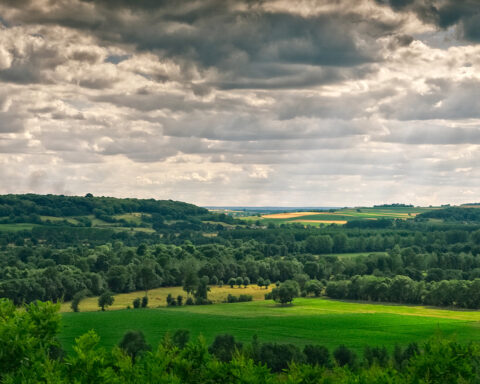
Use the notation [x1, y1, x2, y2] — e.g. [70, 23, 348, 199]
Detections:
[325, 251, 388, 259]
[0, 223, 38, 231]
[59, 298, 480, 355]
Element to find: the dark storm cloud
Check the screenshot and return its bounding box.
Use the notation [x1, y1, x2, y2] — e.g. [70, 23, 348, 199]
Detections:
[0, 0, 397, 89]
[376, 0, 480, 42]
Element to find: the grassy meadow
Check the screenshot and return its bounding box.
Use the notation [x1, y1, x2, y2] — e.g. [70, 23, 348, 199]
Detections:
[59, 296, 480, 355]
[60, 284, 272, 312]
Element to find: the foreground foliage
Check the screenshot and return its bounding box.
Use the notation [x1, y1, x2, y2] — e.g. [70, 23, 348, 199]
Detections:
[3, 298, 480, 383]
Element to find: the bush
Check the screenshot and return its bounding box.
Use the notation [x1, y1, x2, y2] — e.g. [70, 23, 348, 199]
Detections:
[141, 296, 148, 308]
[177, 295, 183, 306]
[185, 297, 194, 305]
[172, 329, 190, 349]
[227, 294, 238, 303]
[258, 342, 305, 372]
[195, 297, 212, 305]
[364, 345, 389, 367]
[238, 294, 253, 302]
[118, 330, 151, 362]
[304, 345, 330, 367]
[166, 293, 176, 306]
[133, 297, 141, 309]
[334, 345, 356, 367]
[208, 334, 242, 362]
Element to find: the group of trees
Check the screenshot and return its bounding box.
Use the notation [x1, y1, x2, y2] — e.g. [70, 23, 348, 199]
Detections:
[326, 275, 480, 308]
[3, 298, 480, 383]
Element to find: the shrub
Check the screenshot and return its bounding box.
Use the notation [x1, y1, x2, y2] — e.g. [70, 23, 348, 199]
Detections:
[227, 294, 238, 303]
[141, 296, 148, 308]
[304, 345, 330, 367]
[185, 297, 194, 305]
[334, 345, 357, 367]
[209, 334, 242, 362]
[166, 294, 176, 306]
[118, 330, 151, 362]
[133, 297, 141, 309]
[258, 342, 305, 372]
[172, 329, 190, 349]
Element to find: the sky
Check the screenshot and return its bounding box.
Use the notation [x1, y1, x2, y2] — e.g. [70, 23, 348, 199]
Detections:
[0, 0, 480, 207]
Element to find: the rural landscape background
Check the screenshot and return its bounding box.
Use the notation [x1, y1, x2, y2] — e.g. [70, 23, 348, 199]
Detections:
[2, 0, 480, 382]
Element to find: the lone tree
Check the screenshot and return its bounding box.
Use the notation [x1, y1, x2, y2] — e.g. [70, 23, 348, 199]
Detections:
[228, 277, 236, 288]
[236, 276, 244, 288]
[71, 290, 88, 312]
[271, 280, 299, 305]
[98, 291, 114, 311]
[257, 277, 265, 289]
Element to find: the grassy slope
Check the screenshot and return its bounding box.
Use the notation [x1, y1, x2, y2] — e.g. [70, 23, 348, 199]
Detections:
[60, 285, 272, 312]
[59, 297, 480, 355]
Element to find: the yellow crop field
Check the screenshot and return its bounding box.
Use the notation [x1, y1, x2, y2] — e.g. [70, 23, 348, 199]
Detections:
[262, 212, 320, 219]
[292, 219, 347, 224]
[60, 284, 273, 313]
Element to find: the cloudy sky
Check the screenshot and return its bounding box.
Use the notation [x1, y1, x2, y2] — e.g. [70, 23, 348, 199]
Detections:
[0, 0, 479, 206]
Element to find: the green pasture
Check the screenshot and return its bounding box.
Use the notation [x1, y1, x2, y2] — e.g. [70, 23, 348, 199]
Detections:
[323, 252, 388, 259]
[59, 297, 480, 355]
[0, 223, 38, 231]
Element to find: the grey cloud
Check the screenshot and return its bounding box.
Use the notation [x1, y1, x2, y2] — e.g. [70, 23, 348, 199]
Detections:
[377, 0, 480, 42]
[376, 124, 480, 145]
[0, 35, 66, 84]
[0, 0, 396, 89]
[379, 79, 480, 121]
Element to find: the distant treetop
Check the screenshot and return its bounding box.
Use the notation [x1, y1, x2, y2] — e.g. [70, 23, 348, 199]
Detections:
[0, 193, 207, 218]
[373, 204, 414, 208]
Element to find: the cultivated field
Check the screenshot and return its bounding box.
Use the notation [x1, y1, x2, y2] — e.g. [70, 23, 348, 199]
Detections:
[59, 297, 480, 355]
[240, 206, 436, 226]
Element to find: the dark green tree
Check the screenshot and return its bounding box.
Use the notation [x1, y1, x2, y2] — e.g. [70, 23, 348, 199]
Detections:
[333, 345, 356, 367]
[208, 333, 242, 362]
[118, 330, 151, 362]
[271, 280, 300, 305]
[98, 291, 114, 311]
[172, 329, 190, 349]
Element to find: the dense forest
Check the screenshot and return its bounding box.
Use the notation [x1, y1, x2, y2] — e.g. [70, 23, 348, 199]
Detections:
[2, 195, 480, 309]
